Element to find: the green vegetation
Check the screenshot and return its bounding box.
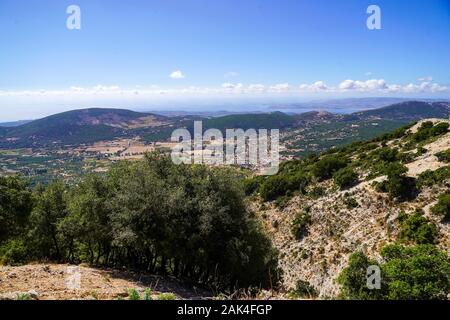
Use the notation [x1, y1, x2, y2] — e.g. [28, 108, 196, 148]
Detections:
[431, 193, 450, 221]
[156, 293, 177, 300]
[337, 251, 382, 300]
[289, 280, 317, 299]
[333, 167, 358, 189]
[416, 167, 450, 189]
[291, 209, 311, 240]
[435, 148, 450, 163]
[398, 210, 438, 244]
[411, 121, 449, 143]
[16, 293, 31, 300]
[339, 244, 450, 300]
[311, 156, 348, 181]
[343, 196, 359, 210]
[380, 244, 450, 300]
[143, 288, 153, 300]
[376, 162, 417, 200]
[128, 289, 141, 300]
[0, 153, 278, 290]
[308, 186, 325, 199]
[259, 172, 309, 201]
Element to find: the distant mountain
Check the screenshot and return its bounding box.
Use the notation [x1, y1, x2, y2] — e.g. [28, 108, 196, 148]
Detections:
[269, 97, 422, 113]
[0, 108, 168, 148]
[351, 101, 450, 121]
[0, 101, 448, 149]
[0, 120, 33, 127]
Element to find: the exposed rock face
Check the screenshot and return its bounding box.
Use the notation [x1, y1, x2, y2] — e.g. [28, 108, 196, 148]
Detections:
[258, 122, 450, 298]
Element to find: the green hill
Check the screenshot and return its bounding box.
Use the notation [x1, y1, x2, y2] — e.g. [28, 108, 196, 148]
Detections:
[0, 108, 165, 148]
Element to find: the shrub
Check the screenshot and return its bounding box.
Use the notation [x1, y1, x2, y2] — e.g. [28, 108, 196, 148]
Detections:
[243, 176, 262, 195]
[339, 245, 450, 300]
[381, 244, 450, 300]
[289, 280, 317, 298]
[309, 186, 325, 199]
[128, 289, 141, 300]
[398, 210, 438, 244]
[260, 172, 309, 201]
[0, 239, 29, 265]
[312, 156, 348, 181]
[431, 193, 450, 221]
[333, 167, 358, 189]
[274, 195, 290, 209]
[377, 147, 399, 163]
[344, 197, 359, 210]
[16, 293, 31, 300]
[416, 167, 450, 189]
[291, 211, 311, 240]
[260, 175, 290, 201]
[337, 251, 382, 300]
[143, 288, 153, 300]
[430, 122, 449, 136]
[416, 146, 427, 156]
[412, 121, 448, 142]
[157, 293, 176, 300]
[435, 149, 450, 163]
[381, 162, 417, 200]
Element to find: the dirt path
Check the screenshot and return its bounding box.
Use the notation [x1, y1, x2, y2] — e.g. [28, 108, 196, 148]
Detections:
[0, 263, 213, 300]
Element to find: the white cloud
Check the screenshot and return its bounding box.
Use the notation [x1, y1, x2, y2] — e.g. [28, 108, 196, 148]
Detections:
[1, 79, 449, 103]
[338, 79, 387, 91]
[269, 83, 290, 93]
[248, 84, 266, 93]
[418, 76, 433, 82]
[221, 82, 244, 93]
[299, 81, 329, 92]
[169, 70, 185, 79]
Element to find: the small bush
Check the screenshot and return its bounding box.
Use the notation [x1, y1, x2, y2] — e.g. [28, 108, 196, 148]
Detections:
[333, 167, 358, 190]
[417, 167, 450, 189]
[128, 288, 141, 300]
[289, 280, 317, 298]
[337, 251, 382, 300]
[16, 293, 31, 300]
[312, 156, 348, 181]
[291, 211, 311, 240]
[435, 149, 450, 163]
[157, 293, 176, 300]
[309, 186, 325, 199]
[0, 239, 29, 265]
[431, 193, 450, 221]
[274, 195, 290, 209]
[344, 197, 359, 210]
[412, 121, 448, 142]
[243, 176, 262, 195]
[143, 288, 153, 300]
[398, 210, 438, 244]
[260, 172, 309, 201]
[379, 162, 417, 200]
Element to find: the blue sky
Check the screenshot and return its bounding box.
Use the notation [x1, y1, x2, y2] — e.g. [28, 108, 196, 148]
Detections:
[0, 0, 449, 120]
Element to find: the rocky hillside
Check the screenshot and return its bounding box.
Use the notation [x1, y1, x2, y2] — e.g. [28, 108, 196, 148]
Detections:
[250, 118, 450, 298]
